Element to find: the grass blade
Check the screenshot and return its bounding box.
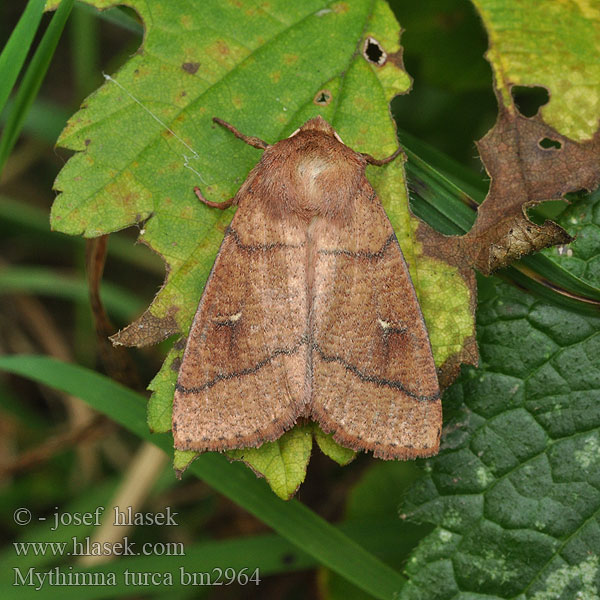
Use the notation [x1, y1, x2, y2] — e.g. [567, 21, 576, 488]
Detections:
[3, 519, 402, 598]
[0, 266, 143, 320]
[0, 97, 70, 144]
[0, 0, 45, 116]
[78, 4, 143, 36]
[70, 3, 100, 98]
[0, 355, 407, 600]
[0, 0, 74, 173]
[0, 195, 163, 273]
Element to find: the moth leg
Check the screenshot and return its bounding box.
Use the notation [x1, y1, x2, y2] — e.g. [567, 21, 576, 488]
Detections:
[193, 186, 234, 210]
[213, 117, 271, 150]
[362, 146, 404, 166]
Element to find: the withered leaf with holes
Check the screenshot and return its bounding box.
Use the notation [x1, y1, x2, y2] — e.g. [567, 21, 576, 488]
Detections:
[173, 116, 441, 460]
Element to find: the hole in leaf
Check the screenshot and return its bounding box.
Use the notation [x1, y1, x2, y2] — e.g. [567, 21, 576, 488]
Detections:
[511, 85, 549, 117]
[313, 89, 332, 106]
[539, 137, 562, 150]
[362, 37, 387, 66]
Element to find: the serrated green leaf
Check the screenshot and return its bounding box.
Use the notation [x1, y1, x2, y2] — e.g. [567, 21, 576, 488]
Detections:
[314, 423, 356, 466]
[147, 345, 183, 433]
[172, 448, 196, 473]
[228, 424, 313, 500]
[50, 0, 474, 495]
[399, 278, 600, 598]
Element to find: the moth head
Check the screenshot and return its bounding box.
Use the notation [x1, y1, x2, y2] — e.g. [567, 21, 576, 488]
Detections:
[290, 116, 344, 144]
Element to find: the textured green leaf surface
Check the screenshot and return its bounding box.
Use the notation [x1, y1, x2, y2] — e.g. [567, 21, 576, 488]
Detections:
[544, 189, 600, 289]
[398, 279, 600, 599]
[50, 0, 473, 492]
[473, 0, 600, 142]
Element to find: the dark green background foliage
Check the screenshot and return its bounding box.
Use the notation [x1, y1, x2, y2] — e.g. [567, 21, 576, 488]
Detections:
[0, 1, 598, 599]
[401, 277, 600, 598]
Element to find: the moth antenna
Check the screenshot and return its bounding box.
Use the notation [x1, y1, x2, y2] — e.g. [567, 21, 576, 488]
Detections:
[213, 117, 271, 150]
[193, 186, 234, 210]
[362, 146, 404, 167]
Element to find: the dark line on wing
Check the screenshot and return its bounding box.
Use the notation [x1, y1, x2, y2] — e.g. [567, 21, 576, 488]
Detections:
[214, 319, 237, 328]
[383, 327, 407, 336]
[176, 335, 308, 393]
[317, 233, 396, 260]
[313, 342, 439, 402]
[228, 226, 306, 252]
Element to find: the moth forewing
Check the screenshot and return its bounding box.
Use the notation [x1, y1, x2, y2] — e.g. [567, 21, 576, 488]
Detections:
[173, 116, 440, 459]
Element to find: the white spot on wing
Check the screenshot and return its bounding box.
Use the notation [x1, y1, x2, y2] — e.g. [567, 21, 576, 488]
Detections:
[214, 311, 242, 325]
[378, 318, 391, 330]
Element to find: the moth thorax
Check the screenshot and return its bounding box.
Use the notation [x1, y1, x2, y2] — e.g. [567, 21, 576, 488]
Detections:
[292, 154, 358, 219]
[297, 156, 330, 193]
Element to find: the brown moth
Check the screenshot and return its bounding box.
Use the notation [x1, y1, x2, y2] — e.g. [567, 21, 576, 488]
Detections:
[173, 116, 441, 460]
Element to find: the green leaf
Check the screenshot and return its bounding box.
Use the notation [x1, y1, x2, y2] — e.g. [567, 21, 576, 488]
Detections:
[172, 448, 197, 474]
[398, 278, 600, 598]
[0, 355, 407, 600]
[314, 423, 357, 466]
[228, 423, 313, 500]
[50, 0, 474, 494]
[402, 131, 600, 314]
[429, 0, 600, 317]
